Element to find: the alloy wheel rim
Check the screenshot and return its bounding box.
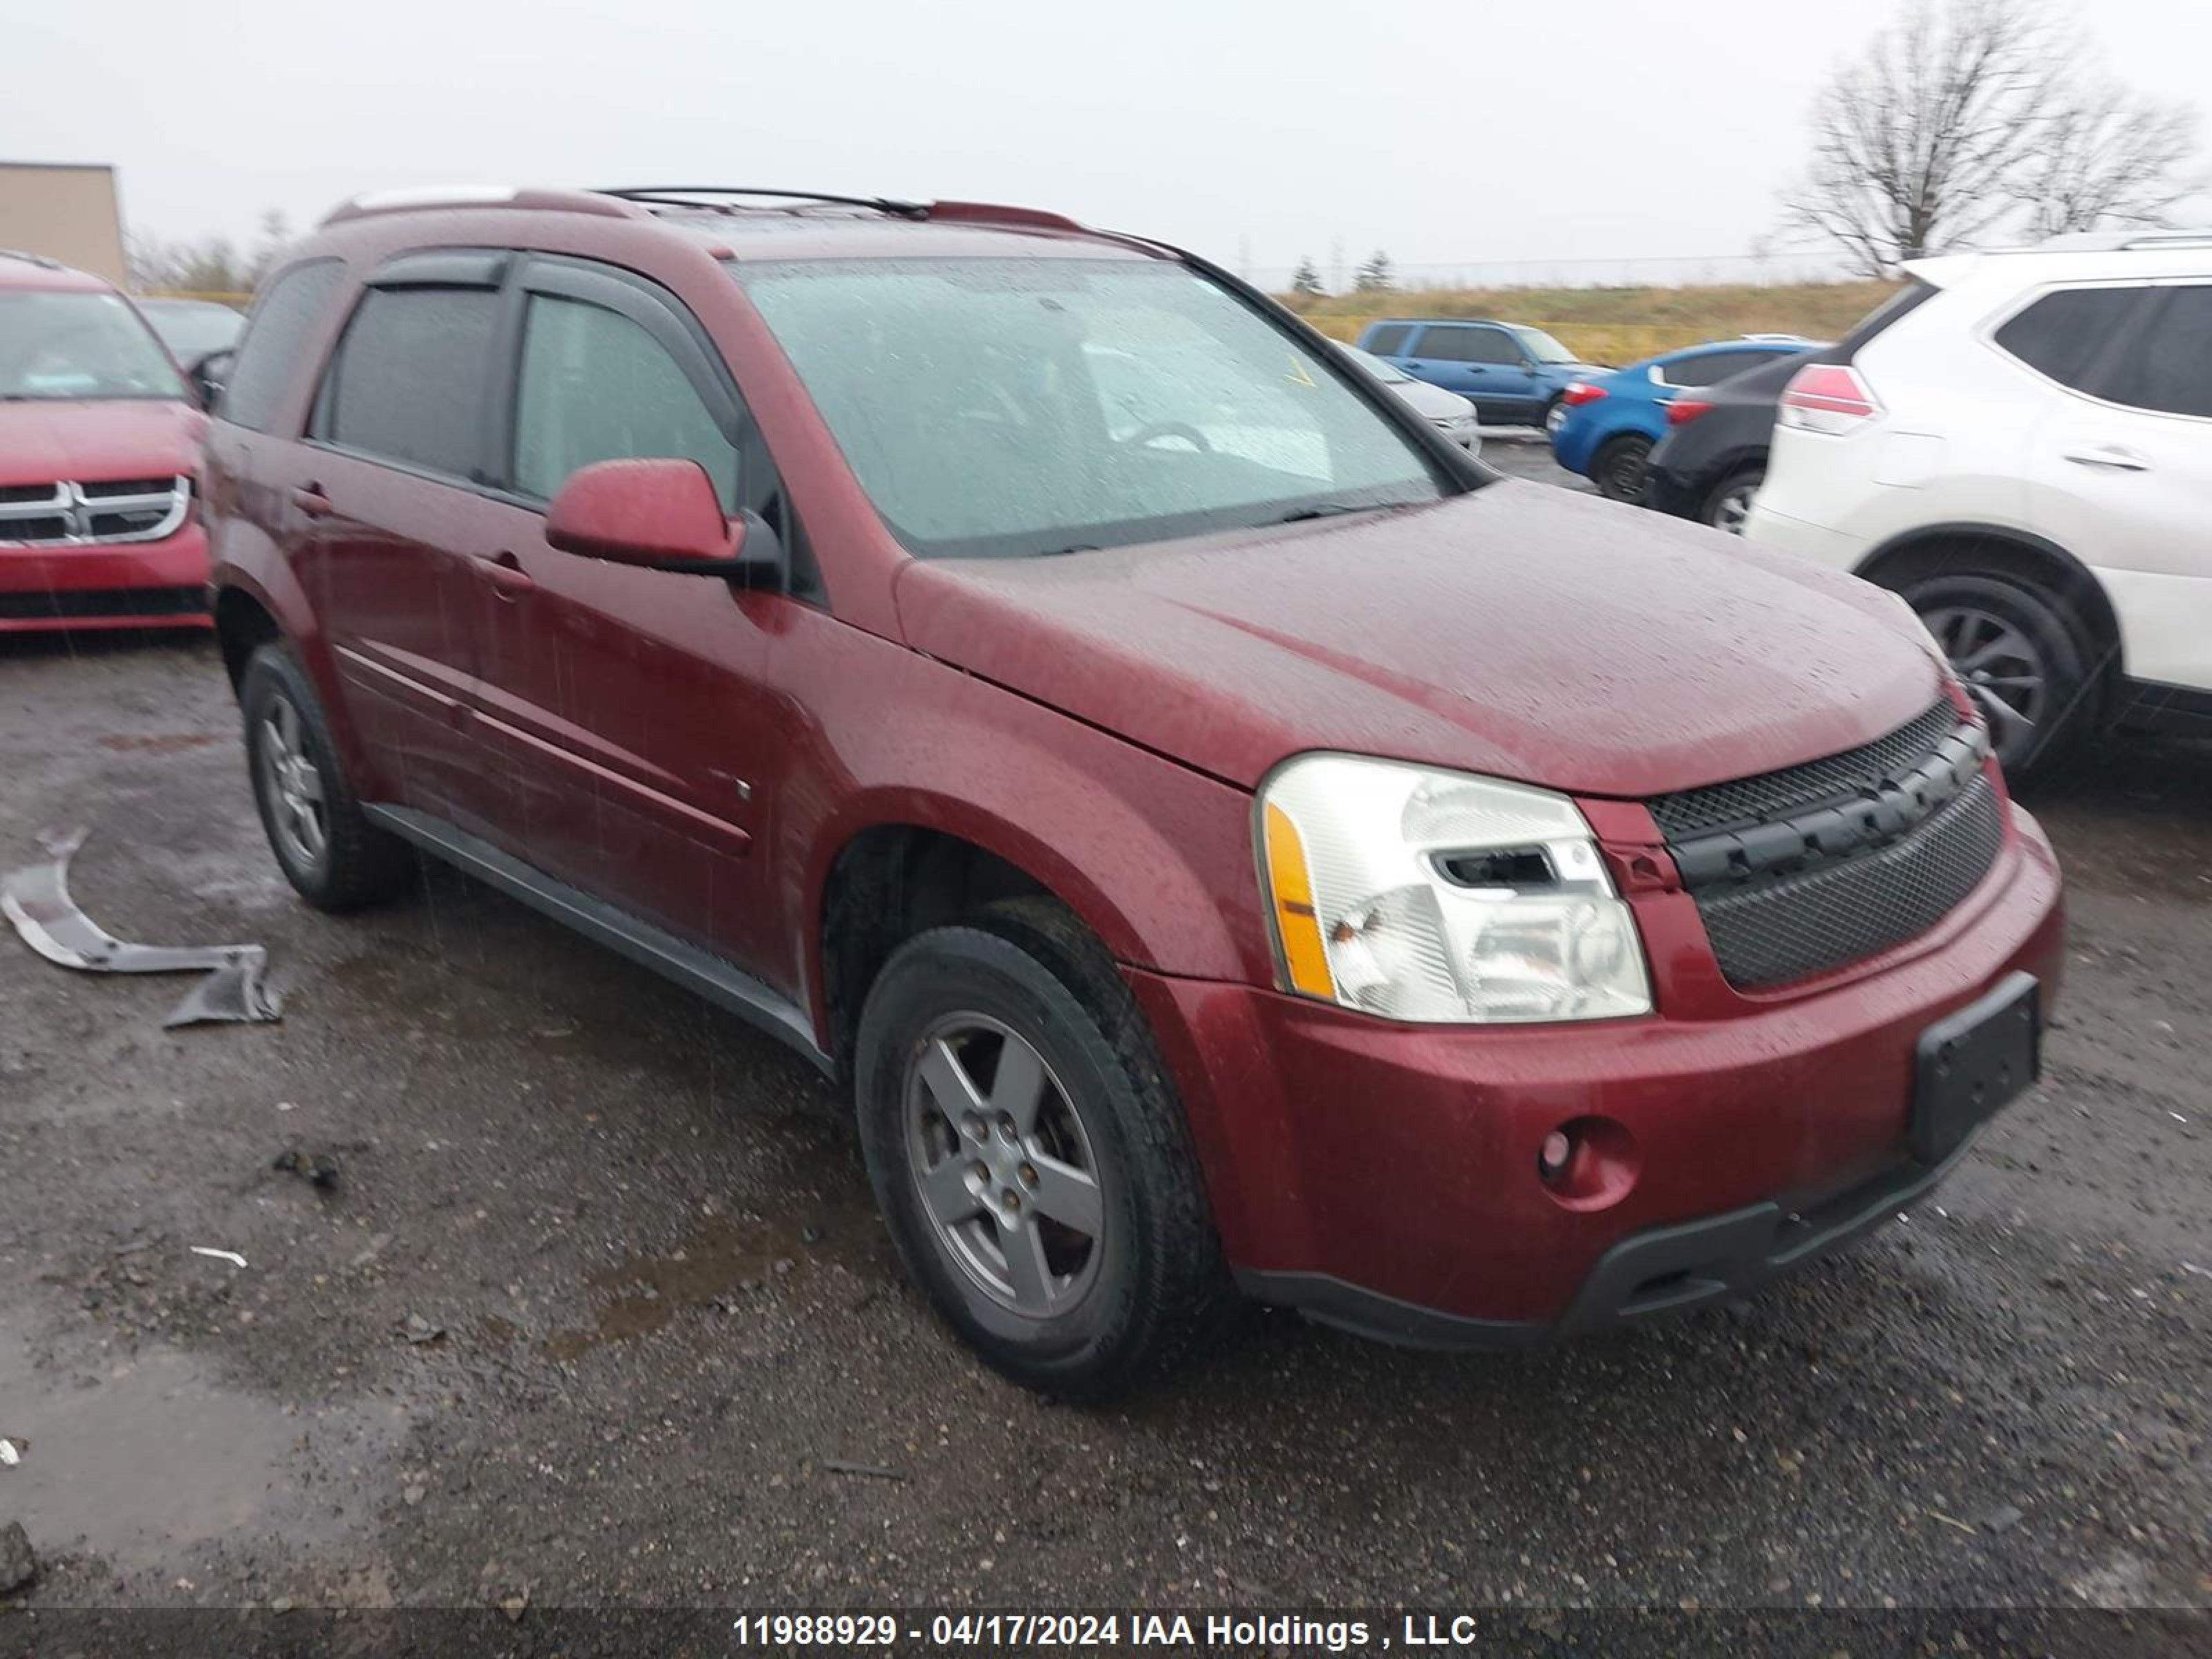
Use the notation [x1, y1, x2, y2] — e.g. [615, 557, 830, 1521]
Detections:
[256, 695, 329, 870]
[1714, 486, 1754, 534]
[1545, 402, 1566, 435]
[1922, 604, 2047, 760]
[904, 1013, 1104, 1319]
[1605, 446, 1649, 502]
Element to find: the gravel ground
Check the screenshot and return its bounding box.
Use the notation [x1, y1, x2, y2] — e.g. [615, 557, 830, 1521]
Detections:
[0, 523, 2206, 1637]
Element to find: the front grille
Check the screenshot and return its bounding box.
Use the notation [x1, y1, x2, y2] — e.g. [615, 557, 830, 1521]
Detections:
[1651, 704, 2007, 990]
[0, 586, 208, 621]
[1651, 702, 1958, 839]
[0, 476, 189, 546]
[1694, 774, 2005, 988]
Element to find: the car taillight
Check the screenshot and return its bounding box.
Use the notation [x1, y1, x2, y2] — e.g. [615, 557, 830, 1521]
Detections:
[1664, 398, 1714, 426]
[1779, 362, 1879, 434]
[1561, 381, 1608, 406]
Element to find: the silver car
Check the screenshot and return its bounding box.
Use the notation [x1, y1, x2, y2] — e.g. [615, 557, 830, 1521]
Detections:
[1335, 341, 1481, 453]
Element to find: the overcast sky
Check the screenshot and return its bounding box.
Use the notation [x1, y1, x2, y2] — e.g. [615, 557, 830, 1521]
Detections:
[8, 0, 2208, 278]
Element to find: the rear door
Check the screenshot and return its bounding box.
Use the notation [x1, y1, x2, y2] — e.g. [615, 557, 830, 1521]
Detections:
[461, 256, 789, 967]
[2018, 280, 2212, 692]
[297, 255, 511, 825]
[1403, 324, 1529, 419]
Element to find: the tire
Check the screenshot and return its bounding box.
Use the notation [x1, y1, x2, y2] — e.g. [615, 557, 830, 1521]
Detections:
[1703, 465, 1763, 534]
[854, 898, 1232, 1398]
[1540, 395, 1568, 437]
[241, 644, 412, 911]
[1593, 433, 1654, 503]
[1900, 572, 2094, 780]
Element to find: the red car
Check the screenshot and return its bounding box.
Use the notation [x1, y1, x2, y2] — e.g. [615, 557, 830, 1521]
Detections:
[0, 250, 210, 632]
[203, 187, 2064, 1396]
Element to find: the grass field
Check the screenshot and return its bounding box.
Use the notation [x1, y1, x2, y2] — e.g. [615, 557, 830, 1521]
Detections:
[1291, 280, 1899, 366]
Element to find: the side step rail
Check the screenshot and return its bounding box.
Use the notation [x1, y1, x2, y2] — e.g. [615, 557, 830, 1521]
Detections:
[364, 805, 832, 1076]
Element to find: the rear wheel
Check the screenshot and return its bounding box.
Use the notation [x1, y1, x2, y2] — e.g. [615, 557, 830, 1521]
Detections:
[1902, 572, 2092, 779]
[1703, 465, 1763, 534]
[854, 900, 1230, 1398]
[1593, 433, 1654, 503]
[1541, 395, 1568, 437]
[241, 646, 411, 911]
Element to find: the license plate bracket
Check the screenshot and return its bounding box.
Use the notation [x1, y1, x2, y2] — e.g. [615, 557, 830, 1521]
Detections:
[1911, 971, 2040, 1165]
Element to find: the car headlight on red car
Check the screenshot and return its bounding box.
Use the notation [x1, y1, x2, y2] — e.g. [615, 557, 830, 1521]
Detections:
[1258, 756, 1653, 1024]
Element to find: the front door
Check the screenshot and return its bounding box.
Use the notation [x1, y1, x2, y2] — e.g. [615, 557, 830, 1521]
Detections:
[1403, 324, 1533, 421]
[462, 257, 787, 971]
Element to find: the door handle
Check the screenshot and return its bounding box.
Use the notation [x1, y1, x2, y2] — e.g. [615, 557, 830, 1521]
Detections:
[477, 551, 534, 600]
[290, 485, 334, 518]
[2063, 447, 2150, 471]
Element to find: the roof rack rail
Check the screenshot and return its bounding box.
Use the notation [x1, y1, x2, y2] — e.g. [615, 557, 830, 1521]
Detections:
[2031, 226, 2212, 253]
[0, 247, 66, 270]
[321, 186, 643, 227]
[598, 187, 929, 221]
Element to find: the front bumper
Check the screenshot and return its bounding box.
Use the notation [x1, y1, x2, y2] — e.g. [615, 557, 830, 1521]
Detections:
[1127, 810, 2064, 1343]
[0, 522, 212, 632]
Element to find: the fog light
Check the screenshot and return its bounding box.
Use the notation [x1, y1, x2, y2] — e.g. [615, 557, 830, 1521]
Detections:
[1537, 1129, 1574, 1181]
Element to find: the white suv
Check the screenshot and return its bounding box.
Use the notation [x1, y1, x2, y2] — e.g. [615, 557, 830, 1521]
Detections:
[1745, 233, 2212, 778]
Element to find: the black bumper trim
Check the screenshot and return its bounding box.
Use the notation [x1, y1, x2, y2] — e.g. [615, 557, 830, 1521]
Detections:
[1237, 1132, 1979, 1353]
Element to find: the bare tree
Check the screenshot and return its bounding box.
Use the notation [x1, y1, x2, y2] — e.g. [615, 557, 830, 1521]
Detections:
[2011, 76, 2202, 238]
[1781, 0, 2199, 275]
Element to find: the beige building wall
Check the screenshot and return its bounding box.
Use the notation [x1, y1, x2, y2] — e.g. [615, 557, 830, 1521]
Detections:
[0, 162, 127, 284]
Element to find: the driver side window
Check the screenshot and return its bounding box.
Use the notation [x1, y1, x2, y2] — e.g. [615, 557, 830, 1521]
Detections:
[512, 294, 739, 509]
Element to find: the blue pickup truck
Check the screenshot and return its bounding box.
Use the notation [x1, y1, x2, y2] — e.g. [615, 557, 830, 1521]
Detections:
[1353, 318, 1606, 431]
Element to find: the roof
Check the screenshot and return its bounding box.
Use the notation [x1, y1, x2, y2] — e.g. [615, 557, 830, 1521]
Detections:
[311, 185, 1165, 266]
[0, 250, 116, 293]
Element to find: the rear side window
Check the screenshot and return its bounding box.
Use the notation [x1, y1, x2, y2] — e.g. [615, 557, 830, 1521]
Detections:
[2098, 285, 2212, 418]
[513, 294, 739, 507]
[1417, 326, 1520, 364]
[1993, 285, 2150, 394]
[1660, 348, 1774, 388]
[314, 286, 501, 478]
[1364, 324, 1412, 355]
[223, 261, 344, 433]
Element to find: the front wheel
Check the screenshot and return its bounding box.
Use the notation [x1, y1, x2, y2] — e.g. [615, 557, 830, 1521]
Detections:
[854, 901, 1230, 1398]
[1902, 572, 2092, 779]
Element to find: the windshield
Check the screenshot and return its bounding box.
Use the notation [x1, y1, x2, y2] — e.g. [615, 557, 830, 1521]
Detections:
[1335, 341, 1414, 384]
[1509, 326, 1578, 365]
[0, 291, 190, 402]
[738, 258, 1447, 559]
[142, 301, 245, 364]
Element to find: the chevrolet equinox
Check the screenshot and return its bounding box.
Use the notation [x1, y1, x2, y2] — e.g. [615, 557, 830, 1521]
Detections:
[204, 186, 2066, 1396]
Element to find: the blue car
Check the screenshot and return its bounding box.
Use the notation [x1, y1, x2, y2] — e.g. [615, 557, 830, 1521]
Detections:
[1353, 318, 1606, 430]
[1549, 337, 1824, 503]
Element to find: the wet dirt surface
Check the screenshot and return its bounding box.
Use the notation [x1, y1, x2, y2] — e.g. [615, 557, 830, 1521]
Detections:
[0, 630, 2206, 1624]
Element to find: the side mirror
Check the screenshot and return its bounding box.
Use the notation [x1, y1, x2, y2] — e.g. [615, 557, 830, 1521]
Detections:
[189, 349, 234, 412]
[544, 458, 785, 586]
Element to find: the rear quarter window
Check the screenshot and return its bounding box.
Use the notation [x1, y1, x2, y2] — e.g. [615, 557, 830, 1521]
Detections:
[1991, 285, 2152, 394]
[222, 261, 346, 433]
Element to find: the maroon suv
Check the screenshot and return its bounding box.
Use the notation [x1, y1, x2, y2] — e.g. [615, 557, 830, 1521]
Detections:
[203, 187, 2064, 1396]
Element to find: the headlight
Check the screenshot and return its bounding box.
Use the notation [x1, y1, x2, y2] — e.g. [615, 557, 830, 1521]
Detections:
[1258, 756, 1653, 1024]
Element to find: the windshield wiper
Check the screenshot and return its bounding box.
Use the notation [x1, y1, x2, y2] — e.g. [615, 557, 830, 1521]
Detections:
[1275, 503, 1378, 525]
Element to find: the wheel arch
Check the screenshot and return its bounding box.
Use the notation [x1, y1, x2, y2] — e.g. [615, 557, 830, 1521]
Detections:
[811, 810, 1178, 1084]
[1854, 523, 2126, 686]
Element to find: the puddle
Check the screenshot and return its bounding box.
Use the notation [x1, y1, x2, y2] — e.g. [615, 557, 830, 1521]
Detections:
[0, 1316, 404, 1571]
[543, 1205, 883, 1360]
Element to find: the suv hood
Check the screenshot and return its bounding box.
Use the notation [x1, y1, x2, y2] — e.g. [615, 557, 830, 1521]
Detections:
[893, 482, 1945, 799]
[0, 400, 206, 489]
